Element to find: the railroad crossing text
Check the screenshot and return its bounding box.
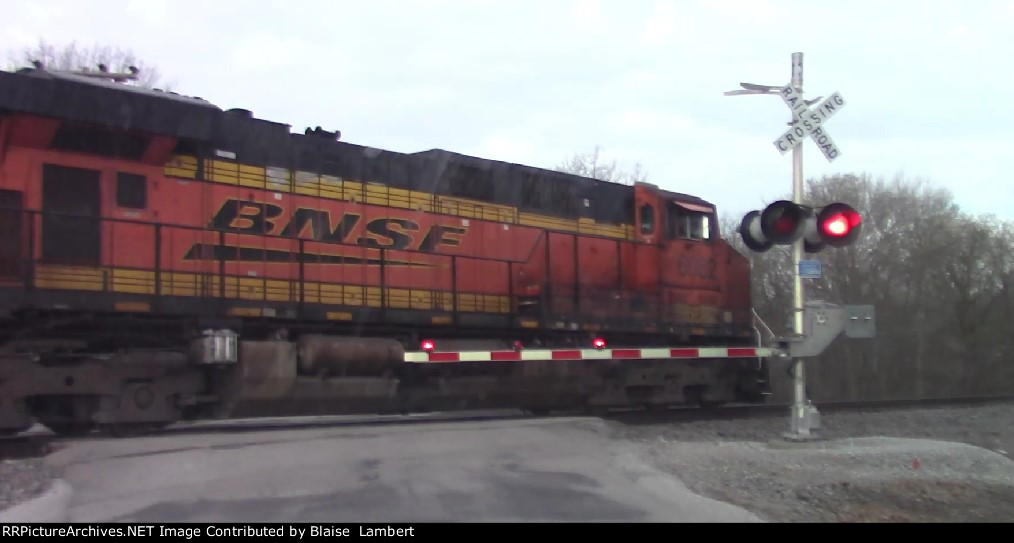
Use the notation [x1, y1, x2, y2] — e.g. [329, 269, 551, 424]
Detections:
[773, 92, 847, 152]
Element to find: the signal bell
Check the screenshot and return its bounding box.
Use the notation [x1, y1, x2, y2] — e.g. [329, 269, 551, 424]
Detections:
[740, 201, 861, 253]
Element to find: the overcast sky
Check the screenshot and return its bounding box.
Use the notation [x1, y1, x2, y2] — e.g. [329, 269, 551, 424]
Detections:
[4, 0, 1013, 221]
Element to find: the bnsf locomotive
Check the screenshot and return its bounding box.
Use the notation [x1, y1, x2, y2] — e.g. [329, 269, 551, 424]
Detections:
[0, 65, 773, 436]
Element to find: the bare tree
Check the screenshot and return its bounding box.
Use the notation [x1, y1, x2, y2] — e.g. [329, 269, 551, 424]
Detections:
[6, 39, 174, 90]
[557, 146, 648, 185]
[724, 172, 1014, 402]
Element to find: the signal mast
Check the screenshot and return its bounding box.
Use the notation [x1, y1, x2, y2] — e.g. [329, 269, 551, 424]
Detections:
[725, 53, 861, 441]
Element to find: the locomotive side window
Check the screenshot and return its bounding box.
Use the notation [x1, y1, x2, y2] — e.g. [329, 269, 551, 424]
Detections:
[668, 201, 712, 241]
[116, 173, 147, 209]
[667, 202, 684, 239]
[640, 204, 655, 234]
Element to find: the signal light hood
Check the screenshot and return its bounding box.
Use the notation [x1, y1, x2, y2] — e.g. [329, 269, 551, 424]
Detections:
[759, 200, 807, 245]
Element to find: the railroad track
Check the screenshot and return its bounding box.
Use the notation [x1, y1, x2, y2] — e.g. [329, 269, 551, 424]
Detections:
[0, 434, 56, 460]
[162, 409, 539, 435]
[603, 395, 1014, 425]
[4, 395, 1014, 458]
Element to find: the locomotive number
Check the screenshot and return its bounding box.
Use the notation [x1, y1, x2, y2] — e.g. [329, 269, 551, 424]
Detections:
[676, 255, 717, 280]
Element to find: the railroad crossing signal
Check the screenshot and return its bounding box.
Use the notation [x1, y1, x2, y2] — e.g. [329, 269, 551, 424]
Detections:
[725, 53, 856, 442]
[739, 200, 862, 253]
[774, 85, 846, 163]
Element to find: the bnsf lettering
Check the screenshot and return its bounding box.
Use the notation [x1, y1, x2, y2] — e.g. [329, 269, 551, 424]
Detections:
[278, 208, 360, 243]
[418, 225, 467, 251]
[361, 218, 418, 250]
[211, 200, 284, 233]
[207, 198, 465, 252]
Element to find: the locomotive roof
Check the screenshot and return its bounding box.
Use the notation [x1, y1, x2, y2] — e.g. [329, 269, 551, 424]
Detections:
[0, 67, 224, 141]
[0, 67, 714, 210]
[17, 67, 220, 108]
[409, 148, 714, 208]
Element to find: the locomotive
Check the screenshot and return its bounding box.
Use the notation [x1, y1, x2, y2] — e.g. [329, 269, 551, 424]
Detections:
[0, 65, 775, 436]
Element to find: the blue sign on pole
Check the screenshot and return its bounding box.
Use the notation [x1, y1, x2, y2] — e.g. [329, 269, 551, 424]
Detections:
[799, 260, 822, 279]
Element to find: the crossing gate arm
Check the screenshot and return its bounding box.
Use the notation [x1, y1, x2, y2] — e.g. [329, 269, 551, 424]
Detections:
[404, 346, 787, 364]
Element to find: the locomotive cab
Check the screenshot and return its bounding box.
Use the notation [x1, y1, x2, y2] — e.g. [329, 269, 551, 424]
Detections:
[633, 182, 751, 343]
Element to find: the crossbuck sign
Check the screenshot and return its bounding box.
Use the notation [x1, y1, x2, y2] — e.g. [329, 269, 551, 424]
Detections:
[773, 85, 846, 163]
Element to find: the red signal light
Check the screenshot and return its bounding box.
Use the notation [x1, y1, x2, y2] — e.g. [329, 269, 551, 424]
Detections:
[759, 200, 807, 244]
[772, 215, 798, 236]
[822, 214, 850, 237]
[816, 204, 862, 247]
[592, 338, 606, 349]
[420, 340, 435, 352]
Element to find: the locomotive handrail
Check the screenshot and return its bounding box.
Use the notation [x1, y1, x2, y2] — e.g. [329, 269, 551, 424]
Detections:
[752, 308, 778, 343]
[0, 199, 637, 253]
[8, 208, 512, 307]
[3, 206, 758, 336]
[4, 206, 530, 265]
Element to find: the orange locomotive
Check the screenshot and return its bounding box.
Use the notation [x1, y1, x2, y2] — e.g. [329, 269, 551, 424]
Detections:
[0, 65, 770, 436]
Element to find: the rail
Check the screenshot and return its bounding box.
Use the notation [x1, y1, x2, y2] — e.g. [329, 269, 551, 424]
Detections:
[7, 396, 1011, 445]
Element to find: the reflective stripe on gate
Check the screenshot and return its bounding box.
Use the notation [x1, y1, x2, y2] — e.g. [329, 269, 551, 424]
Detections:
[403, 347, 783, 363]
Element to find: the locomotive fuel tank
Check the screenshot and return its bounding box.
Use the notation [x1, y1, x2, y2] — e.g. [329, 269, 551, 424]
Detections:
[297, 335, 405, 376]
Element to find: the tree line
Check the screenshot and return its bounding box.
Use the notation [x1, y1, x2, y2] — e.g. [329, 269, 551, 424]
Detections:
[5, 39, 172, 90]
[720, 173, 1014, 402]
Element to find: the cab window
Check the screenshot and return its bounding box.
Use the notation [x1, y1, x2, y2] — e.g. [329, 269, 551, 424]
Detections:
[667, 202, 711, 241]
[640, 204, 655, 235]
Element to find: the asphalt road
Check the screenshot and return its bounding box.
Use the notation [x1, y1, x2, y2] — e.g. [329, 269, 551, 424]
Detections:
[45, 416, 762, 523]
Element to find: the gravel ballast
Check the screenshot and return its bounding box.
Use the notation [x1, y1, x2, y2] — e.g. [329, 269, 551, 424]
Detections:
[0, 458, 59, 513]
[606, 402, 1014, 522]
[4, 402, 1014, 521]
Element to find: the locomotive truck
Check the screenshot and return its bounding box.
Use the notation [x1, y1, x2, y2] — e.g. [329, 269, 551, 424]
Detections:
[0, 65, 777, 436]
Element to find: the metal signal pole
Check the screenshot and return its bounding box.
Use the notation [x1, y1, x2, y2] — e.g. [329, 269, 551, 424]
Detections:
[787, 52, 816, 440]
[723, 52, 824, 440]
